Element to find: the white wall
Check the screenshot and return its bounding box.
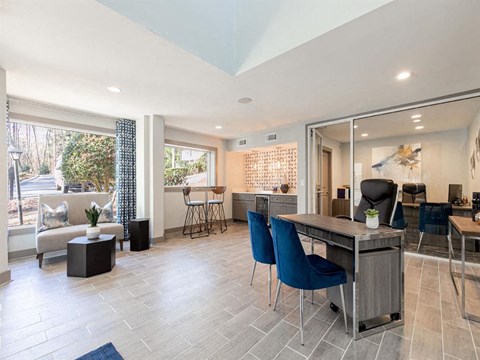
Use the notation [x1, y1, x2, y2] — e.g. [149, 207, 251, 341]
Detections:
[163, 127, 229, 230]
[0, 69, 10, 283]
[342, 129, 469, 202]
[467, 108, 480, 195]
[226, 151, 246, 193]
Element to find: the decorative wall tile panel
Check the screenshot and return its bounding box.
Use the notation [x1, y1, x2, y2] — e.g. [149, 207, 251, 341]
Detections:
[245, 145, 297, 191]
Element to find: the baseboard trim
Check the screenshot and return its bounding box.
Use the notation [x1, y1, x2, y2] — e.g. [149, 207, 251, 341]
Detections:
[164, 219, 234, 240]
[8, 248, 37, 260]
[0, 269, 11, 285]
[151, 236, 164, 244]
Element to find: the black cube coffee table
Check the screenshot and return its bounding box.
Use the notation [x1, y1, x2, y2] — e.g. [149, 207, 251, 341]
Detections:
[67, 234, 116, 277]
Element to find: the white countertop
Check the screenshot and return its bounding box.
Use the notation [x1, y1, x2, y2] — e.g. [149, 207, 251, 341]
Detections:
[233, 191, 297, 196]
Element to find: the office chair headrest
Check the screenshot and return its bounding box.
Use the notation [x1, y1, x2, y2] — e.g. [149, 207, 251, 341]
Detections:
[402, 183, 426, 195]
[361, 179, 396, 203]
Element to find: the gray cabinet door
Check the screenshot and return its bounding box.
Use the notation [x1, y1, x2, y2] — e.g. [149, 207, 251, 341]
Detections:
[284, 204, 297, 215]
[269, 203, 284, 219]
[233, 200, 254, 221]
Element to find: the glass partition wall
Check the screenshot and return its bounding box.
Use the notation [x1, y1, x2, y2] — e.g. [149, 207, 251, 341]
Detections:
[307, 95, 480, 260]
[352, 96, 480, 259]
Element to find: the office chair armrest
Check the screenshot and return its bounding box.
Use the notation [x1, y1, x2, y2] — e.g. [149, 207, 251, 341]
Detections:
[336, 215, 352, 221]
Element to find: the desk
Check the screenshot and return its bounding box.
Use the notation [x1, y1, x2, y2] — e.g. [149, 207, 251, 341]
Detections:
[279, 214, 404, 340]
[448, 216, 480, 322]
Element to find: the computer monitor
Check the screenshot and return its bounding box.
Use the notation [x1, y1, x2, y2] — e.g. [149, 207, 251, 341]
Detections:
[448, 184, 462, 204]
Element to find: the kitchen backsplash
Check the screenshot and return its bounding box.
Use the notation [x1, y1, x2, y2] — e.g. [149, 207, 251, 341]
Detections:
[245, 146, 297, 191]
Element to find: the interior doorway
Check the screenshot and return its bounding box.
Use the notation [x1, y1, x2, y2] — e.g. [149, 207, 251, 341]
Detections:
[320, 148, 332, 215]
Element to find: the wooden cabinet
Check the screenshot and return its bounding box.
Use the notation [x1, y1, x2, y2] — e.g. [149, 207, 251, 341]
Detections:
[270, 195, 297, 218]
[332, 199, 350, 217]
[232, 193, 297, 221]
[232, 193, 255, 221]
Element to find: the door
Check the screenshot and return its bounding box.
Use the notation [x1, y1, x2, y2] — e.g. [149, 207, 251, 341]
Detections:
[322, 149, 332, 216]
[308, 128, 323, 214]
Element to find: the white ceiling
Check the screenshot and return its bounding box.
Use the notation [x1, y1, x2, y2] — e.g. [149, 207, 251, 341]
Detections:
[1, 0, 480, 140]
[317, 96, 480, 143]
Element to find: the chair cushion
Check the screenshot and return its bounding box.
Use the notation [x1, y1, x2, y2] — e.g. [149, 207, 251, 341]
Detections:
[187, 201, 205, 206]
[38, 201, 70, 233]
[208, 200, 224, 204]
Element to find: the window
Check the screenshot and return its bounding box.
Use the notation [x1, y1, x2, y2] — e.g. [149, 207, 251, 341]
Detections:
[7, 121, 116, 227]
[164, 142, 216, 187]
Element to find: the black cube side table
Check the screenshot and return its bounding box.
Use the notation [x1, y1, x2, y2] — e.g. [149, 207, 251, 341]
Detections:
[130, 218, 150, 251]
[67, 234, 116, 277]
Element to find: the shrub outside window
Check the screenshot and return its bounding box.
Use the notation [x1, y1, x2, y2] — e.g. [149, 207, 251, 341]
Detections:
[164, 143, 216, 187]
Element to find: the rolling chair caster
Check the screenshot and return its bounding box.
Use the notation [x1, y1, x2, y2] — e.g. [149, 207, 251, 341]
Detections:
[330, 302, 339, 312]
[390, 312, 400, 321]
[359, 322, 366, 332]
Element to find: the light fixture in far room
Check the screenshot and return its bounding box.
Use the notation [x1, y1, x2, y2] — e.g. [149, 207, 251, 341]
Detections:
[415, 125, 424, 130]
[237, 97, 252, 104]
[353, 125, 358, 129]
[215, 125, 222, 129]
[413, 119, 421, 123]
[396, 71, 412, 81]
[361, 133, 369, 137]
[107, 86, 121, 93]
[411, 114, 422, 119]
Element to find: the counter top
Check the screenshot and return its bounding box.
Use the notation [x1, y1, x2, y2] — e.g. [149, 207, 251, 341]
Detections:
[233, 191, 297, 196]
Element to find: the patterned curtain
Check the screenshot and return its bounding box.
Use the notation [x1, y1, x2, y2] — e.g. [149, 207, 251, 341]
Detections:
[116, 119, 136, 239]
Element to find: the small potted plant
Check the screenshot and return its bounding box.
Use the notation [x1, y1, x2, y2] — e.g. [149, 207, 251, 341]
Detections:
[85, 207, 102, 239]
[364, 209, 380, 229]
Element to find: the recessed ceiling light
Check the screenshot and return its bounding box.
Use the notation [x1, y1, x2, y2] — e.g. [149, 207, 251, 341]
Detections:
[215, 125, 222, 129]
[413, 119, 421, 123]
[353, 125, 358, 129]
[361, 133, 369, 137]
[107, 86, 121, 93]
[411, 114, 422, 119]
[237, 97, 252, 104]
[396, 71, 411, 81]
[415, 125, 424, 130]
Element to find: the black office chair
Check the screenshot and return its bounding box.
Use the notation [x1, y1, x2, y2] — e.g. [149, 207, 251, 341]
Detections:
[402, 183, 426, 204]
[352, 179, 398, 226]
[417, 202, 453, 254]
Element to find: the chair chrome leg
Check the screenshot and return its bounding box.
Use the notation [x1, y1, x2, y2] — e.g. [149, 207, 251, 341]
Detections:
[310, 237, 314, 254]
[300, 289, 305, 345]
[447, 234, 455, 258]
[417, 232, 424, 253]
[268, 264, 272, 306]
[311, 290, 314, 304]
[249, 261, 257, 286]
[273, 280, 281, 311]
[340, 284, 348, 334]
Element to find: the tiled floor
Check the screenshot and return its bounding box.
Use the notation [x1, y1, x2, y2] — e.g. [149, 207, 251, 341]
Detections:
[1, 223, 480, 360]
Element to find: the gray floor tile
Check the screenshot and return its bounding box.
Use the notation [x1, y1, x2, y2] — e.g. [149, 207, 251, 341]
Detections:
[249, 320, 299, 360]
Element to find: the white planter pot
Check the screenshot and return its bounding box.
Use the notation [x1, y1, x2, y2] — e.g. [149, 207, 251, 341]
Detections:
[86, 226, 101, 240]
[366, 216, 379, 229]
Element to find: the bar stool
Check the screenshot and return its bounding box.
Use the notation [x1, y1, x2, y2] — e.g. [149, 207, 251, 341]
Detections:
[182, 187, 206, 238]
[208, 186, 227, 233]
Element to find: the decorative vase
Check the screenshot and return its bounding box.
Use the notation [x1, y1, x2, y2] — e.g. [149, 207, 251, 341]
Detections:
[280, 184, 289, 194]
[86, 226, 101, 239]
[366, 216, 379, 229]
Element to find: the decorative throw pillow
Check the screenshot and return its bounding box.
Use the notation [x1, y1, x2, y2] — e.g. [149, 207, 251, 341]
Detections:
[38, 201, 70, 232]
[91, 201, 114, 223]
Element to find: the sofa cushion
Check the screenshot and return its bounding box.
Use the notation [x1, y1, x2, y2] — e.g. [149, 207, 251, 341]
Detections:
[36, 223, 124, 254]
[91, 201, 114, 223]
[38, 201, 70, 233]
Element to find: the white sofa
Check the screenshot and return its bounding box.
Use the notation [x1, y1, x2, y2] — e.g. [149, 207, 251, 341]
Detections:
[36, 192, 124, 268]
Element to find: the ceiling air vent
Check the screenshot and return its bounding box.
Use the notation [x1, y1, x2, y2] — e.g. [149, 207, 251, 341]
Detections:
[237, 138, 247, 146]
[265, 132, 278, 143]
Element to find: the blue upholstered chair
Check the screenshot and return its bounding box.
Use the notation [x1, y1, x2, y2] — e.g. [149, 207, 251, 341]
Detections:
[391, 201, 408, 232]
[270, 217, 348, 345]
[417, 202, 453, 253]
[247, 211, 276, 306]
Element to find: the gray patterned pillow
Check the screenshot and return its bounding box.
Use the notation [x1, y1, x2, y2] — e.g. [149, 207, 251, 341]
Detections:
[38, 201, 70, 232]
[91, 201, 114, 223]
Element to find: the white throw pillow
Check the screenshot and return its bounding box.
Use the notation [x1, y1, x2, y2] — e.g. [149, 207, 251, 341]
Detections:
[91, 201, 114, 223]
[38, 201, 70, 232]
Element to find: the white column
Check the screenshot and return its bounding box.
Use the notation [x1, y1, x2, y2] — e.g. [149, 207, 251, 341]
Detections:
[136, 114, 165, 241]
[0, 69, 11, 284]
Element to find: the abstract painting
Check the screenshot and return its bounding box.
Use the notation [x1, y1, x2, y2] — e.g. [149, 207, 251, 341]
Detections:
[372, 144, 421, 182]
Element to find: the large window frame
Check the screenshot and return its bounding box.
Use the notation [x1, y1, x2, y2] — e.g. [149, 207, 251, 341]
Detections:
[164, 139, 217, 191]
